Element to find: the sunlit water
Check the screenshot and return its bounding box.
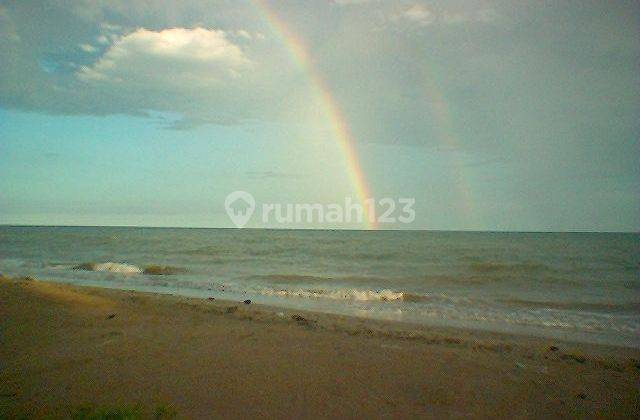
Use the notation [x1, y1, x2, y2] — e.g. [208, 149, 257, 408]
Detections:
[1, 226, 638, 347]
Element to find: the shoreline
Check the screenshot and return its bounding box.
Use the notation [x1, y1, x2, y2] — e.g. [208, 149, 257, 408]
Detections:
[2, 276, 639, 418]
[7, 274, 640, 356]
[6, 271, 638, 350]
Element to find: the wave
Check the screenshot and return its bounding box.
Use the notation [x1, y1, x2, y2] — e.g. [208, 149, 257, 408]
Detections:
[248, 274, 410, 285]
[47, 262, 77, 270]
[73, 262, 142, 274]
[469, 261, 547, 273]
[181, 245, 230, 256]
[72, 262, 187, 275]
[249, 274, 332, 283]
[257, 287, 429, 303]
[500, 298, 640, 313]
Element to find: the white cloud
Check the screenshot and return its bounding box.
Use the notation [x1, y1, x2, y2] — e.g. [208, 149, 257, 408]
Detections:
[96, 34, 109, 44]
[389, 4, 501, 28]
[79, 43, 97, 53]
[100, 22, 121, 32]
[399, 4, 434, 27]
[77, 27, 251, 87]
[236, 30, 252, 40]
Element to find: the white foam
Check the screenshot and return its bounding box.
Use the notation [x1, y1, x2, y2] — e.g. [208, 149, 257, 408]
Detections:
[258, 287, 413, 302]
[80, 262, 142, 274]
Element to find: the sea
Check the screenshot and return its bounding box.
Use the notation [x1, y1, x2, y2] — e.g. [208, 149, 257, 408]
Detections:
[1, 226, 638, 347]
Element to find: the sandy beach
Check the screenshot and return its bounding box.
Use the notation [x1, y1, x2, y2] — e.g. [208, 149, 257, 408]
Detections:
[1, 276, 638, 419]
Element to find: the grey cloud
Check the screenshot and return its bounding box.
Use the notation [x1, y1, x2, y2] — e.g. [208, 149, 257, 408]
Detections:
[0, 0, 280, 125]
[1, 0, 638, 153]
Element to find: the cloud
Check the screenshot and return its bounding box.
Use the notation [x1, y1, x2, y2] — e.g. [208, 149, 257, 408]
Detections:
[387, 3, 500, 28]
[100, 22, 121, 32]
[78, 43, 98, 53]
[236, 30, 252, 40]
[1, 0, 637, 162]
[398, 4, 434, 27]
[96, 34, 110, 44]
[77, 27, 251, 87]
[0, 1, 269, 126]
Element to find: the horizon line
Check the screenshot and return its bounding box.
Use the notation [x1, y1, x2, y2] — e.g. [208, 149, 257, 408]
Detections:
[0, 223, 637, 234]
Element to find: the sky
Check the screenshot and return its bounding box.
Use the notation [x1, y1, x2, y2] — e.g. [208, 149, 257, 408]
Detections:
[0, 0, 638, 231]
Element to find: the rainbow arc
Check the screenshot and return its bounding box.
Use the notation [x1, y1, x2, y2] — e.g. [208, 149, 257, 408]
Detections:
[253, 0, 377, 229]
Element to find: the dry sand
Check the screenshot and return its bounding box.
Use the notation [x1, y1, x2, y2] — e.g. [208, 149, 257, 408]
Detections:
[0, 276, 638, 419]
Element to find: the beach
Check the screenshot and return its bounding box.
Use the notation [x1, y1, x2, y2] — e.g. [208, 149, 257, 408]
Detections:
[1, 276, 638, 419]
[2, 0, 637, 417]
[2, 228, 638, 349]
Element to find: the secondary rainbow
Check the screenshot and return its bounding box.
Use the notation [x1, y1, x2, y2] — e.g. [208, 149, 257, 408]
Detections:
[419, 64, 479, 228]
[252, 0, 377, 229]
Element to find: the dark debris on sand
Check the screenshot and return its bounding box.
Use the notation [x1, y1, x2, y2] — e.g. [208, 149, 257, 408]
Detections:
[291, 314, 317, 327]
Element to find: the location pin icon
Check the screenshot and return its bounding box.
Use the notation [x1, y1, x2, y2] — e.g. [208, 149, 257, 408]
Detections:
[225, 191, 255, 228]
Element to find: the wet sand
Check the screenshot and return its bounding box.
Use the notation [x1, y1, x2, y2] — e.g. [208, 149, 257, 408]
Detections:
[1, 276, 638, 418]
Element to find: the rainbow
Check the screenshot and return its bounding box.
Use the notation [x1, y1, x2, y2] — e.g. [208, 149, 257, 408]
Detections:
[252, 0, 377, 229]
[419, 64, 479, 228]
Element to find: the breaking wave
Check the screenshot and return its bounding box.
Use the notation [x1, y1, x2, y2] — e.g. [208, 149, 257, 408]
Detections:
[72, 262, 187, 275]
[73, 262, 142, 274]
[248, 274, 412, 285]
[257, 287, 429, 302]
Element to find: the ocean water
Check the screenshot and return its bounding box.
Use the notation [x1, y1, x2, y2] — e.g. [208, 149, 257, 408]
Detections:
[1, 226, 638, 347]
